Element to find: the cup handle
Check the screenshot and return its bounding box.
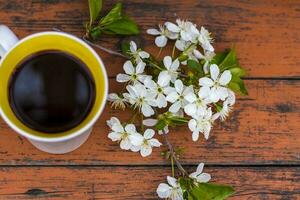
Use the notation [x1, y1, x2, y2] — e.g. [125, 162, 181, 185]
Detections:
[0, 25, 19, 59]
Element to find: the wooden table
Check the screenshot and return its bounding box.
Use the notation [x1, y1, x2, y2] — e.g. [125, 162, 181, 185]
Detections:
[0, 0, 299, 199]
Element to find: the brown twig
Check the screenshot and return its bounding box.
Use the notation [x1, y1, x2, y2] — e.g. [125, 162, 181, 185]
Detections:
[82, 37, 129, 59]
[162, 132, 188, 176]
[52, 28, 129, 59]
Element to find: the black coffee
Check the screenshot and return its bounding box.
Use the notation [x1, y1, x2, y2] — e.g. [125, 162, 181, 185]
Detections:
[9, 50, 95, 133]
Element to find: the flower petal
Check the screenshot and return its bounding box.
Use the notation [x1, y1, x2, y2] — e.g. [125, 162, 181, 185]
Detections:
[196, 163, 204, 173]
[106, 117, 120, 128]
[171, 59, 180, 71]
[175, 40, 186, 51]
[141, 104, 155, 117]
[184, 92, 197, 103]
[197, 173, 211, 183]
[130, 145, 141, 152]
[163, 56, 172, 69]
[155, 35, 168, 47]
[192, 131, 200, 141]
[116, 74, 131, 83]
[199, 77, 214, 87]
[166, 92, 179, 103]
[218, 86, 229, 101]
[210, 64, 220, 81]
[165, 22, 180, 32]
[144, 129, 155, 139]
[147, 28, 160, 35]
[129, 133, 144, 146]
[143, 119, 158, 127]
[120, 138, 132, 150]
[139, 51, 150, 59]
[184, 103, 196, 116]
[123, 60, 135, 75]
[149, 138, 162, 147]
[188, 119, 197, 131]
[193, 49, 204, 59]
[169, 101, 181, 113]
[108, 132, 122, 141]
[219, 70, 232, 85]
[181, 31, 192, 41]
[167, 176, 178, 187]
[209, 87, 220, 103]
[198, 86, 210, 99]
[157, 93, 167, 108]
[112, 123, 124, 133]
[158, 71, 171, 87]
[129, 41, 137, 52]
[140, 145, 152, 157]
[136, 61, 146, 74]
[144, 78, 156, 90]
[125, 124, 136, 134]
[157, 183, 171, 198]
[174, 79, 184, 94]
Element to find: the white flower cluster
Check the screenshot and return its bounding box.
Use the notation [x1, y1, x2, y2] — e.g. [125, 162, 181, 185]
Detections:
[107, 117, 161, 157]
[107, 18, 238, 200]
[157, 163, 211, 199]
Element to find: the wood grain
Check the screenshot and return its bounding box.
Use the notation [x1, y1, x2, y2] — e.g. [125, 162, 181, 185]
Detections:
[0, 166, 298, 200]
[0, 79, 298, 165]
[0, 0, 299, 77]
[0, 0, 299, 199]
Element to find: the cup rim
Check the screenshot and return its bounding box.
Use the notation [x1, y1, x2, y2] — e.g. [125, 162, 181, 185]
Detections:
[0, 31, 108, 143]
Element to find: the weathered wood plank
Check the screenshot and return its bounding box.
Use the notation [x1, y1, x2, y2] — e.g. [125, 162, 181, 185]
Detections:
[0, 79, 298, 165]
[0, 166, 298, 200]
[0, 0, 299, 77]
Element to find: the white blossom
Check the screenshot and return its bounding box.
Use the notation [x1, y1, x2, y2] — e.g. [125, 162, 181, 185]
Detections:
[107, 118, 138, 150]
[116, 60, 149, 84]
[147, 24, 177, 47]
[162, 56, 180, 83]
[214, 90, 235, 121]
[124, 83, 157, 117]
[157, 176, 183, 200]
[199, 64, 232, 103]
[188, 107, 213, 141]
[184, 86, 211, 117]
[198, 26, 214, 52]
[166, 80, 194, 113]
[129, 41, 150, 64]
[144, 72, 174, 108]
[166, 19, 199, 42]
[189, 163, 211, 183]
[107, 93, 127, 110]
[130, 129, 162, 157]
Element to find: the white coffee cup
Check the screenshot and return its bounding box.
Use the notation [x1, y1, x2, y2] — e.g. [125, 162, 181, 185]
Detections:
[0, 25, 108, 154]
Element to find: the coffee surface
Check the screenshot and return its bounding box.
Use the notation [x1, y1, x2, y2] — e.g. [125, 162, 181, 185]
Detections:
[9, 50, 95, 133]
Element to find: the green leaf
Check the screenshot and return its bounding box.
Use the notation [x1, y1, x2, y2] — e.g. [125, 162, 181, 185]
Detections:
[88, 0, 102, 25]
[169, 116, 189, 125]
[211, 51, 228, 65]
[189, 183, 235, 200]
[89, 27, 102, 41]
[121, 41, 131, 56]
[155, 119, 167, 131]
[99, 2, 122, 26]
[187, 59, 203, 73]
[228, 76, 248, 95]
[219, 48, 239, 71]
[102, 17, 139, 35]
[229, 67, 246, 77]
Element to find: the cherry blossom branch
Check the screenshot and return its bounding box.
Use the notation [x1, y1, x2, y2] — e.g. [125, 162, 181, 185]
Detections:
[162, 132, 188, 176]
